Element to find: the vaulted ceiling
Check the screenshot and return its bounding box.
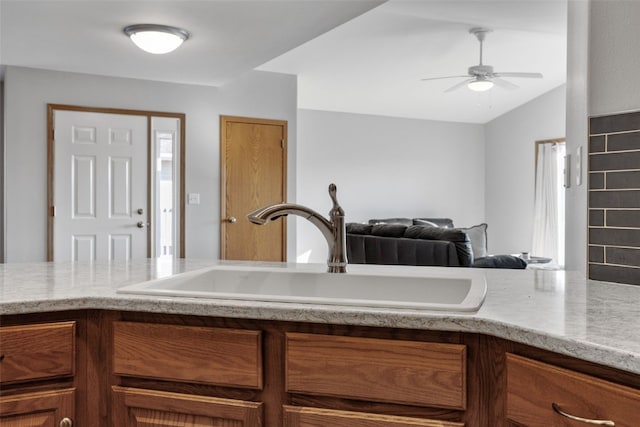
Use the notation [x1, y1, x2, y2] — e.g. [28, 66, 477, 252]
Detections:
[1, 0, 567, 124]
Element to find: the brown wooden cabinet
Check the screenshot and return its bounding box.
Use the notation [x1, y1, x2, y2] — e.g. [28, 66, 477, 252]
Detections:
[0, 388, 75, 427]
[283, 405, 464, 427]
[0, 321, 77, 426]
[2, 310, 639, 427]
[506, 353, 640, 427]
[111, 321, 264, 426]
[112, 386, 262, 426]
[284, 332, 468, 426]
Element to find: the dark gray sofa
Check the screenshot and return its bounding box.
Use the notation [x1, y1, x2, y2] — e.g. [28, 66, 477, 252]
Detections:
[347, 223, 473, 267]
[346, 218, 527, 269]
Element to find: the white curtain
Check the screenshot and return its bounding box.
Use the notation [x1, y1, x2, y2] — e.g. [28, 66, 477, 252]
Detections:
[532, 143, 566, 266]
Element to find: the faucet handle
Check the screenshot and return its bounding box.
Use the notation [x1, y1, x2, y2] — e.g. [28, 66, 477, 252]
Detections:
[328, 183, 344, 216]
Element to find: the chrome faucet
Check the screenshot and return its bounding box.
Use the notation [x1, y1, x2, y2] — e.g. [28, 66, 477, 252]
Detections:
[247, 183, 347, 273]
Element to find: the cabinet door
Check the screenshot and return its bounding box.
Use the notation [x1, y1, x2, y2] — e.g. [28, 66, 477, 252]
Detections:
[506, 353, 640, 427]
[283, 406, 464, 427]
[112, 386, 262, 426]
[0, 388, 75, 427]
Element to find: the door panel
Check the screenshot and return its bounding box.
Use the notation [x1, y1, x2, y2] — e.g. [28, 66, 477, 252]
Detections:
[221, 117, 287, 262]
[53, 110, 148, 261]
[112, 386, 262, 426]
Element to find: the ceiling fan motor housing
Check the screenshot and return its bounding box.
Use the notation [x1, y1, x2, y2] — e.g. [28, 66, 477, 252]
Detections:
[468, 64, 494, 76]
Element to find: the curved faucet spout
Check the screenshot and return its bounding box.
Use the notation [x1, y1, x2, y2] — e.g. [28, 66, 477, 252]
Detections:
[246, 184, 348, 273]
[247, 203, 334, 244]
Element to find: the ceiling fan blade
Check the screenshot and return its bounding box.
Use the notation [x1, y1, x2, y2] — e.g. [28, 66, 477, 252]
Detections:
[492, 77, 518, 90]
[420, 75, 469, 81]
[444, 79, 474, 93]
[494, 72, 543, 79]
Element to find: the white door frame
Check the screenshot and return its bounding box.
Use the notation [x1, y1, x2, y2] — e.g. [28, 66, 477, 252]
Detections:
[47, 104, 186, 261]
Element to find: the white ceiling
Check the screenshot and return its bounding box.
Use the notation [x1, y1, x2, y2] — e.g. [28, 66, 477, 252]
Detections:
[0, 0, 567, 124]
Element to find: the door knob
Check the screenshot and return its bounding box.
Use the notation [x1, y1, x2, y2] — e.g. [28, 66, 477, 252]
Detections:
[226, 217, 237, 223]
[59, 418, 73, 427]
[137, 208, 144, 215]
[136, 221, 149, 228]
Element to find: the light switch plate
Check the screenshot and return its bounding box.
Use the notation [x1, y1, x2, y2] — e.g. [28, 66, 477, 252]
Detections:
[188, 193, 200, 205]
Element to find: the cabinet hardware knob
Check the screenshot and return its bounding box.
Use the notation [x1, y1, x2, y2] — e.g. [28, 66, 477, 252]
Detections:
[552, 403, 615, 426]
[226, 216, 237, 223]
[59, 417, 73, 427]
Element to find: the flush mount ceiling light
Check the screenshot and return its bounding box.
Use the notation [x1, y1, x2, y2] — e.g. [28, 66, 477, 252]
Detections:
[123, 24, 190, 54]
[467, 76, 494, 92]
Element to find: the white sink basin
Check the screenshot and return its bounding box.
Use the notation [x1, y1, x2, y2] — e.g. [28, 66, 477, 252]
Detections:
[117, 265, 486, 312]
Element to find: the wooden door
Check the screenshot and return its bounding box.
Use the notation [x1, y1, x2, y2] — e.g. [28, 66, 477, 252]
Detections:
[0, 388, 75, 427]
[52, 109, 148, 261]
[220, 116, 287, 261]
[112, 386, 262, 426]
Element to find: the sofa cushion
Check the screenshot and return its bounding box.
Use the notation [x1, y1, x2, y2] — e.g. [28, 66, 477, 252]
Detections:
[413, 218, 454, 228]
[411, 219, 438, 227]
[404, 225, 473, 266]
[474, 255, 527, 269]
[460, 223, 488, 258]
[346, 234, 462, 267]
[345, 223, 373, 235]
[368, 218, 413, 226]
[371, 224, 408, 238]
[404, 225, 467, 242]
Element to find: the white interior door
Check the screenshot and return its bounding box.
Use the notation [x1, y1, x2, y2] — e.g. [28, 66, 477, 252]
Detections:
[53, 110, 148, 261]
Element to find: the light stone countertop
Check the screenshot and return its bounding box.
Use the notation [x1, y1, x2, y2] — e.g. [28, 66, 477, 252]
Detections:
[1, 259, 639, 375]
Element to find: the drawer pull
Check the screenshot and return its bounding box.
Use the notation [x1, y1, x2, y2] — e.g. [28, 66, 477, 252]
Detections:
[552, 403, 615, 426]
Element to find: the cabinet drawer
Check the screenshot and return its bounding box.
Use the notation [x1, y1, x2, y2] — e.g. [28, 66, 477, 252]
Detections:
[283, 405, 464, 427]
[285, 333, 466, 409]
[506, 353, 640, 427]
[113, 321, 262, 388]
[0, 321, 75, 384]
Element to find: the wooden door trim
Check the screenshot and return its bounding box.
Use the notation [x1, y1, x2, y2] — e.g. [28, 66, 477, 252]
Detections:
[219, 115, 288, 260]
[47, 104, 186, 261]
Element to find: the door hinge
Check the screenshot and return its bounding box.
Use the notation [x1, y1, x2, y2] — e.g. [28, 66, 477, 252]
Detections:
[281, 139, 285, 149]
[50, 206, 56, 217]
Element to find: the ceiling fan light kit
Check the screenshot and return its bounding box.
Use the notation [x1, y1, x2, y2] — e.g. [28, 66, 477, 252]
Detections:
[421, 27, 543, 93]
[467, 77, 494, 92]
[124, 24, 190, 54]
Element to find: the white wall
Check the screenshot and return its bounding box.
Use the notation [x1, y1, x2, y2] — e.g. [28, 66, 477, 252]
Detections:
[3, 66, 297, 262]
[297, 109, 485, 263]
[484, 85, 567, 255]
[0, 81, 4, 262]
[588, 1, 640, 117]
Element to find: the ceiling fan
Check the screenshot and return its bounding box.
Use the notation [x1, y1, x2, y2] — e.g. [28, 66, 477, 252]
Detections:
[421, 28, 543, 92]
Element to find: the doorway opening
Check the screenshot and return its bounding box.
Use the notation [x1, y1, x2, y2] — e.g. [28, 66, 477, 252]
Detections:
[152, 117, 181, 258]
[533, 138, 566, 266]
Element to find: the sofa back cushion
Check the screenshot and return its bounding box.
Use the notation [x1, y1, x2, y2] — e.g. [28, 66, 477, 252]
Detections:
[346, 234, 462, 267]
[404, 225, 473, 266]
[368, 217, 413, 226]
[412, 218, 455, 228]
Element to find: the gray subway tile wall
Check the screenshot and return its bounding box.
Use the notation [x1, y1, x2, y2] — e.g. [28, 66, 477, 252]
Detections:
[589, 111, 640, 285]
